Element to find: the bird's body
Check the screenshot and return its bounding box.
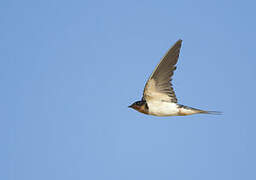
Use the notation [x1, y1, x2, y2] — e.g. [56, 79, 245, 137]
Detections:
[129, 39, 220, 117]
[147, 100, 179, 116]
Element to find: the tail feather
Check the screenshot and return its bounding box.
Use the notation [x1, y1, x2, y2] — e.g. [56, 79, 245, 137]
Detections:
[199, 110, 222, 115]
[178, 104, 222, 116]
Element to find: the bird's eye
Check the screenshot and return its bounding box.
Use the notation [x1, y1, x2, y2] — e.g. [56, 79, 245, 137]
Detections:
[135, 101, 143, 106]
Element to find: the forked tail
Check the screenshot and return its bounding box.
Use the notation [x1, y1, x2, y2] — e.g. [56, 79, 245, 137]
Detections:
[178, 104, 222, 116]
[198, 110, 222, 115]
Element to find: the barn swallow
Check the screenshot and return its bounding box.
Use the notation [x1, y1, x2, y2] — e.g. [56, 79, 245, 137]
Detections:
[129, 39, 221, 116]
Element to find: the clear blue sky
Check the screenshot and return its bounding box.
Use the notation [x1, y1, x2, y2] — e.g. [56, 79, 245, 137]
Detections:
[1, 0, 256, 180]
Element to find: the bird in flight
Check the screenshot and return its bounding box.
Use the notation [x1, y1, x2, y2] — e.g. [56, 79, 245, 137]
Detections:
[129, 39, 220, 116]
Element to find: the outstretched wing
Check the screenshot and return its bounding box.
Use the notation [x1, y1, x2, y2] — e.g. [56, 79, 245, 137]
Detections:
[143, 39, 182, 103]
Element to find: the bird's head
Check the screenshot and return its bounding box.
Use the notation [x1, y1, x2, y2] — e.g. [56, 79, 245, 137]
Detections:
[128, 100, 149, 114]
[129, 101, 144, 109]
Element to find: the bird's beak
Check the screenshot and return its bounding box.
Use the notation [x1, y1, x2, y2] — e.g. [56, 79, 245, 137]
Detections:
[128, 105, 133, 108]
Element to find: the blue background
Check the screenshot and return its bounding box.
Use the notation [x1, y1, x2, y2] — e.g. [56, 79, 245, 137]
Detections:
[2, 0, 256, 180]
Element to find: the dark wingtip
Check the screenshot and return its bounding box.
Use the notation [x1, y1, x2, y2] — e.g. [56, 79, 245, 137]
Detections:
[176, 39, 182, 45]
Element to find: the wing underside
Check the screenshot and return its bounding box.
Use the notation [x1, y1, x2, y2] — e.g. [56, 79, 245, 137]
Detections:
[143, 40, 182, 103]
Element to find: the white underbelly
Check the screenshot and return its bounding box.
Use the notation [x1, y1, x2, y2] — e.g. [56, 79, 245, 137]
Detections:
[147, 101, 179, 116]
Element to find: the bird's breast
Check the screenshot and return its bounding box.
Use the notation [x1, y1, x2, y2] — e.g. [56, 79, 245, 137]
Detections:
[147, 100, 179, 116]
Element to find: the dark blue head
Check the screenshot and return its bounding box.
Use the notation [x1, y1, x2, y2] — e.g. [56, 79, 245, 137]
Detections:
[129, 100, 146, 108]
